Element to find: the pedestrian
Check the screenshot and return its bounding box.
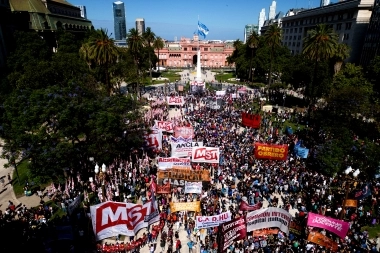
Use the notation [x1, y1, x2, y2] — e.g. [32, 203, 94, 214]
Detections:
[7, 173, 11, 183]
[187, 240, 194, 253]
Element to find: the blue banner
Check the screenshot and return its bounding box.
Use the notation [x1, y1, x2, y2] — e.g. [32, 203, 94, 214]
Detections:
[295, 146, 309, 159]
[286, 126, 293, 135]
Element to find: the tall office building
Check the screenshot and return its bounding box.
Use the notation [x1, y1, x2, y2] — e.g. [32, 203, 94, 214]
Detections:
[113, 1, 126, 40]
[320, 0, 331, 6]
[258, 8, 266, 35]
[269, 1, 277, 20]
[244, 24, 259, 43]
[75, 5, 87, 19]
[135, 18, 145, 36]
[361, 0, 380, 67]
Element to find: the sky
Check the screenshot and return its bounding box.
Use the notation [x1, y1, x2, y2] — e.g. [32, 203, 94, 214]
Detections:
[68, 0, 331, 41]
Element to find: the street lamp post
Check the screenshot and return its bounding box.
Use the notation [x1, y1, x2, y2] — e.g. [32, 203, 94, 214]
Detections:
[95, 163, 107, 201]
[340, 166, 360, 220]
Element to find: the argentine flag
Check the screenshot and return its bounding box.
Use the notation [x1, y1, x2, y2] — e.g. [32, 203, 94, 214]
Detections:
[198, 21, 209, 39]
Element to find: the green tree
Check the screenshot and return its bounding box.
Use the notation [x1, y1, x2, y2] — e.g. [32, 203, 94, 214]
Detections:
[127, 28, 144, 94]
[247, 31, 259, 82]
[263, 24, 282, 85]
[143, 27, 156, 82]
[153, 36, 164, 72]
[302, 24, 338, 100]
[367, 56, 380, 93]
[331, 43, 350, 75]
[80, 29, 119, 95]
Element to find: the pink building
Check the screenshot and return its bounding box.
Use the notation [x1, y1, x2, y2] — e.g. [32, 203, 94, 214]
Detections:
[154, 35, 235, 68]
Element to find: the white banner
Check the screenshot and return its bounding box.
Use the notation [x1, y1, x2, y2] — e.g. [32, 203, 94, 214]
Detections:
[246, 207, 292, 234]
[216, 90, 226, 99]
[154, 120, 174, 133]
[191, 147, 220, 163]
[90, 200, 160, 240]
[191, 80, 205, 86]
[184, 181, 202, 194]
[171, 137, 203, 157]
[157, 157, 191, 169]
[167, 96, 185, 106]
[196, 211, 231, 229]
[145, 127, 162, 150]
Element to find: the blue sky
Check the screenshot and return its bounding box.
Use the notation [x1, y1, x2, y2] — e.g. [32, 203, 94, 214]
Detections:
[68, 0, 331, 41]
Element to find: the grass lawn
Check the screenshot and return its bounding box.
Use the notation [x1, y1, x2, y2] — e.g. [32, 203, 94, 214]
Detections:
[153, 71, 181, 84]
[214, 72, 238, 83]
[362, 225, 380, 238]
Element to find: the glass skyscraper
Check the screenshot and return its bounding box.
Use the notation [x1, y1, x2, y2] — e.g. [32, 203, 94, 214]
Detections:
[113, 1, 126, 40]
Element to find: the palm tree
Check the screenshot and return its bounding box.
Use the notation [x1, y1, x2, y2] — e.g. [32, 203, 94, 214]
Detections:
[81, 29, 119, 95]
[153, 36, 164, 73]
[303, 24, 338, 98]
[264, 24, 282, 86]
[247, 31, 259, 82]
[143, 27, 156, 82]
[127, 28, 144, 95]
[332, 43, 350, 75]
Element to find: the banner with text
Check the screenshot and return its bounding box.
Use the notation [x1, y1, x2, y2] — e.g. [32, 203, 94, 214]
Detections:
[191, 147, 220, 164]
[246, 207, 292, 234]
[307, 232, 338, 251]
[157, 167, 211, 182]
[145, 127, 163, 150]
[174, 126, 194, 139]
[219, 217, 246, 253]
[184, 181, 203, 194]
[90, 200, 159, 240]
[171, 137, 203, 157]
[157, 157, 191, 169]
[289, 220, 304, 235]
[254, 143, 288, 161]
[156, 182, 171, 194]
[169, 201, 201, 213]
[154, 120, 174, 133]
[242, 113, 261, 128]
[216, 90, 226, 99]
[343, 199, 357, 208]
[252, 228, 279, 237]
[196, 211, 231, 229]
[307, 212, 349, 239]
[167, 96, 185, 106]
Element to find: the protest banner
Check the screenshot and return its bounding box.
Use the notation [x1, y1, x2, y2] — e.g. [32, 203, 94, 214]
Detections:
[169, 201, 201, 213]
[156, 182, 171, 194]
[254, 143, 288, 161]
[90, 200, 159, 240]
[154, 120, 174, 133]
[171, 136, 203, 157]
[307, 212, 349, 239]
[355, 184, 372, 200]
[246, 207, 292, 234]
[219, 217, 246, 253]
[167, 96, 185, 106]
[241, 113, 261, 128]
[196, 211, 231, 229]
[343, 199, 357, 208]
[157, 167, 211, 182]
[252, 228, 279, 237]
[174, 126, 194, 139]
[307, 232, 338, 251]
[68, 194, 82, 215]
[191, 147, 220, 164]
[294, 146, 309, 158]
[239, 201, 262, 211]
[184, 181, 203, 194]
[157, 157, 191, 169]
[289, 220, 304, 235]
[216, 90, 226, 98]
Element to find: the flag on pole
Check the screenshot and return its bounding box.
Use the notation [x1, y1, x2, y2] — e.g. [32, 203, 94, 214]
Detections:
[198, 21, 209, 38]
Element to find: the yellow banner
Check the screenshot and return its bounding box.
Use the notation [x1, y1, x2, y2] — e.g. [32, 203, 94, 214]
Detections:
[343, 199, 357, 207]
[170, 201, 201, 213]
[157, 168, 210, 182]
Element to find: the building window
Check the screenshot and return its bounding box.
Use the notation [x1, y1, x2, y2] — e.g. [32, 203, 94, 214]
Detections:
[285, 36, 288, 40]
[343, 33, 350, 40]
[184, 48, 187, 51]
[294, 28, 298, 33]
[347, 12, 354, 19]
[298, 35, 301, 40]
[297, 42, 300, 47]
[336, 23, 342, 30]
[345, 22, 352, 30]
[338, 14, 343, 20]
[299, 27, 302, 33]
[300, 20, 303, 25]
[292, 42, 295, 46]
[204, 48, 208, 51]
[290, 28, 293, 33]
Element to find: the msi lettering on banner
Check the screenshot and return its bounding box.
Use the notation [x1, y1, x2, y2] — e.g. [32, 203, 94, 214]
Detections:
[157, 157, 191, 169]
[174, 126, 194, 139]
[167, 96, 185, 106]
[192, 147, 219, 163]
[155, 120, 174, 133]
[196, 211, 231, 229]
[242, 113, 261, 128]
[219, 217, 247, 252]
[90, 200, 160, 240]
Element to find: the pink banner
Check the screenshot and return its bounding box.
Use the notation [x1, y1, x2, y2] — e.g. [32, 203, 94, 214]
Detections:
[307, 213, 349, 239]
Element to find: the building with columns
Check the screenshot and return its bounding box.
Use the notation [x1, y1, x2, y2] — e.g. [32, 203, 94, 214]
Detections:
[154, 35, 235, 68]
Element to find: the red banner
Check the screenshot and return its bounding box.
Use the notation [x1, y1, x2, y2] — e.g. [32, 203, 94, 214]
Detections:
[219, 217, 247, 252]
[157, 182, 171, 194]
[239, 201, 262, 211]
[242, 113, 261, 128]
[307, 232, 338, 251]
[254, 143, 288, 161]
[174, 126, 194, 139]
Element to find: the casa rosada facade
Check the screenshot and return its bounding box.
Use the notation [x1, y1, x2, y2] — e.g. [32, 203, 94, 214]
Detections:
[154, 35, 235, 68]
